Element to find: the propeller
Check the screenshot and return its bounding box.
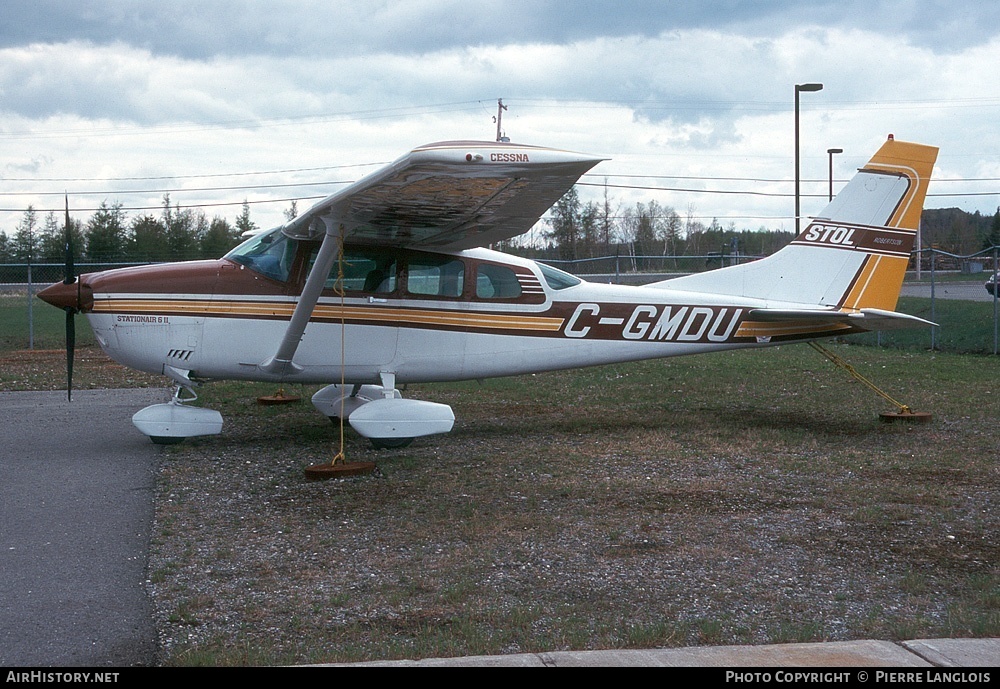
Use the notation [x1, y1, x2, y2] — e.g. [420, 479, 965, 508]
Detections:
[63, 195, 76, 402]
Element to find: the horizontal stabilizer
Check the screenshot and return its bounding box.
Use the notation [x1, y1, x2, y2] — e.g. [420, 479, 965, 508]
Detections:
[747, 307, 936, 332]
[850, 308, 937, 331]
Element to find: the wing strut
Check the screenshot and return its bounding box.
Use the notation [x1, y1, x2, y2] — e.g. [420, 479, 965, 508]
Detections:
[258, 214, 343, 377]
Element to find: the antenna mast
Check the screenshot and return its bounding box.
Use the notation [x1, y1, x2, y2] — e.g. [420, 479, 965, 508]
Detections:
[495, 98, 508, 142]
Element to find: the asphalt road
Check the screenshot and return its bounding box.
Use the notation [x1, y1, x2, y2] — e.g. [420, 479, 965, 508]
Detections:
[899, 281, 996, 302]
[0, 388, 168, 667]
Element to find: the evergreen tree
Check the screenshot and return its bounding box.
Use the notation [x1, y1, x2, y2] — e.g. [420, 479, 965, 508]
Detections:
[578, 201, 599, 259]
[201, 216, 241, 258]
[13, 207, 38, 262]
[235, 200, 258, 237]
[547, 187, 582, 260]
[984, 207, 1000, 250]
[598, 181, 617, 249]
[130, 214, 168, 261]
[38, 211, 83, 264]
[166, 208, 200, 261]
[658, 206, 682, 257]
[161, 194, 203, 261]
[633, 201, 658, 259]
[85, 201, 128, 261]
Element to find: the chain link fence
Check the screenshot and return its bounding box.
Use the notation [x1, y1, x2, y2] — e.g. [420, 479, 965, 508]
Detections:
[546, 247, 1000, 356]
[3, 249, 998, 355]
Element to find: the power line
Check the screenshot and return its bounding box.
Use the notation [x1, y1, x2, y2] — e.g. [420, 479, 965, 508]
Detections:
[3, 179, 996, 215]
[0, 101, 488, 141]
[4, 168, 997, 200]
[0, 180, 355, 197]
[0, 161, 386, 183]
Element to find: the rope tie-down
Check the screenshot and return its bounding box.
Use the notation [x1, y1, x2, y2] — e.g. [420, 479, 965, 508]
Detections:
[808, 341, 931, 423]
[305, 232, 377, 479]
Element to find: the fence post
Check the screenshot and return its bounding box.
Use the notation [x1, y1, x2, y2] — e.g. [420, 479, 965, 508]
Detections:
[930, 250, 937, 351]
[27, 257, 34, 350]
[993, 246, 998, 356]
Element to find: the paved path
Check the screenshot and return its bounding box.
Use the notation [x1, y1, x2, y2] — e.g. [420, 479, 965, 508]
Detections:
[900, 281, 995, 302]
[0, 389, 168, 667]
[334, 638, 999, 667]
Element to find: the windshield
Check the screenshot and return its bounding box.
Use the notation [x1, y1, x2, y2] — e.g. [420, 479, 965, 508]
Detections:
[225, 228, 299, 282]
[538, 262, 582, 290]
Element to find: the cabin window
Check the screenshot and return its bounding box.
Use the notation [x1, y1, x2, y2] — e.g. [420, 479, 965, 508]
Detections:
[329, 251, 397, 293]
[476, 263, 522, 299]
[225, 228, 298, 283]
[407, 256, 465, 297]
[538, 262, 581, 290]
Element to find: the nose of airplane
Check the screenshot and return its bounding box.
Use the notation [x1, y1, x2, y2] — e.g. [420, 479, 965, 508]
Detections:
[37, 278, 94, 312]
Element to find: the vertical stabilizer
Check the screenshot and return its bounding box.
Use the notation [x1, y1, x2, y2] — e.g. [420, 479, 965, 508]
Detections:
[655, 137, 938, 312]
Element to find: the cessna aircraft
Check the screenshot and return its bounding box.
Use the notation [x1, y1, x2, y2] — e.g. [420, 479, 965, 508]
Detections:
[38, 137, 937, 447]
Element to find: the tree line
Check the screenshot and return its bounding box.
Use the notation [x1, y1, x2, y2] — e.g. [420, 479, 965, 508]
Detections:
[0, 195, 267, 264]
[513, 187, 1000, 265]
[919, 208, 1000, 256]
[2, 184, 998, 268]
[522, 186, 798, 264]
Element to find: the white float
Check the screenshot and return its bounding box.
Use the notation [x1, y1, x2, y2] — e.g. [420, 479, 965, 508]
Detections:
[311, 384, 399, 419]
[132, 401, 224, 444]
[347, 397, 454, 440]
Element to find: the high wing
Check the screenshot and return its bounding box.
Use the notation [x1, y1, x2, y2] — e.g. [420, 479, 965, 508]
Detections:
[280, 140, 606, 250]
[260, 140, 604, 376]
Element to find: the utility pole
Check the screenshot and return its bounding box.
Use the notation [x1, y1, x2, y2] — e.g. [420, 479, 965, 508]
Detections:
[794, 82, 823, 233]
[495, 99, 508, 142]
[27, 220, 33, 350]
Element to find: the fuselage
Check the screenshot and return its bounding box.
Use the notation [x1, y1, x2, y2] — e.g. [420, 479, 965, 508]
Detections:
[40, 227, 861, 387]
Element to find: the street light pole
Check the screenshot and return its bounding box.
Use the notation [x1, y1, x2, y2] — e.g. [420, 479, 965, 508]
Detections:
[827, 147, 843, 201]
[795, 82, 823, 233]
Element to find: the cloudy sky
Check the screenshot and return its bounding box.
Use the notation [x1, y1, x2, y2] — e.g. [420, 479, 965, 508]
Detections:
[2, 0, 999, 240]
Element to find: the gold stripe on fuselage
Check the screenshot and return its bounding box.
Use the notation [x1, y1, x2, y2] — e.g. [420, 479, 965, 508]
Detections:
[735, 320, 853, 339]
[92, 298, 566, 333]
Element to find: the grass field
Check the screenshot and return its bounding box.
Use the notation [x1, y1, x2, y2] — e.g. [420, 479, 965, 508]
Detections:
[2, 292, 998, 665]
[143, 344, 998, 664]
[0, 293, 97, 351]
[848, 297, 999, 354]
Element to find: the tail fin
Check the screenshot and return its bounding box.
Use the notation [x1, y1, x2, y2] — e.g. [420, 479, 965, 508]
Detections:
[657, 136, 938, 317]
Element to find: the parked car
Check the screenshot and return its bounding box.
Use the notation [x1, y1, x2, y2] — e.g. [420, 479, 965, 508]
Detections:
[987, 273, 998, 296]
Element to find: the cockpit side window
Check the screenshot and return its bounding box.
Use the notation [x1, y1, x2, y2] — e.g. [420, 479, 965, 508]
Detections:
[406, 256, 465, 298]
[332, 251, 397, 293]
[476, 263, 523, 299]
[225, 228, 298, 283]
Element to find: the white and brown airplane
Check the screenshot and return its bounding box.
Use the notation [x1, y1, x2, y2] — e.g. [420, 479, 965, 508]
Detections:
[38, 137, 937, 446]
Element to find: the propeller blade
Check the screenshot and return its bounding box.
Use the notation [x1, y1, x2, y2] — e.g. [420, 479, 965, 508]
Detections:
[64, 194, 74, 284]
[66, 307, 75, 402]
[64, 194, 75, 401]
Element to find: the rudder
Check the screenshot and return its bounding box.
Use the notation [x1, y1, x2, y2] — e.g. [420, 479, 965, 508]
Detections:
[657, 136, 938, 313]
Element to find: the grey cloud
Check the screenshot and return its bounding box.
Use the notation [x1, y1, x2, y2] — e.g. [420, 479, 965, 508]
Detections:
[3, 0, 998, 59]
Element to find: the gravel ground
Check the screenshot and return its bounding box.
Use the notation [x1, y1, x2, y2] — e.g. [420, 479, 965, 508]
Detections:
[4, 348, 996, 666]
[144, 362, 998, 665]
